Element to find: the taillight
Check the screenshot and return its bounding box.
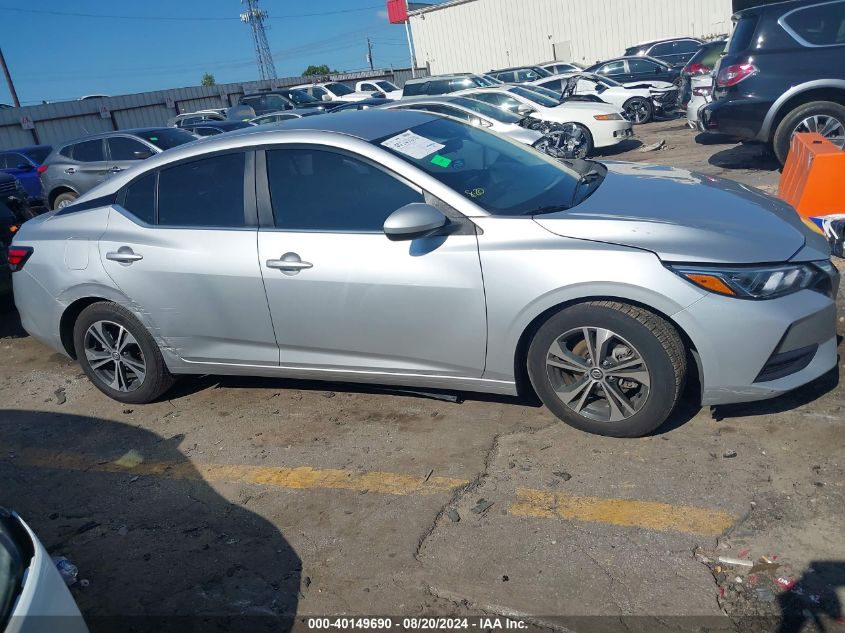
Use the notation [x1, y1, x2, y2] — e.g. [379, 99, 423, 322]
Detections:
[692, 86, 712, 97]
[7, 246, 33, 271]
[36, 165, 48, 174]
[716, 63, 758, 88]
[685, 62, 709, 76]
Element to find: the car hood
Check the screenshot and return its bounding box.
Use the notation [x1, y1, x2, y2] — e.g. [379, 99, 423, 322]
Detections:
[623, 80, 674, 91]
[533, 162, 817, 264]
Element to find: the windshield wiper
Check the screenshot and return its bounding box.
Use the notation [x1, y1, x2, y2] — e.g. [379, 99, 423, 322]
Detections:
[525, 204, 569, 216]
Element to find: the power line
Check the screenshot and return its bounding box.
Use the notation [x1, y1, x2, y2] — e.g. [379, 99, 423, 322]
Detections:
[0, 5, 383, 21]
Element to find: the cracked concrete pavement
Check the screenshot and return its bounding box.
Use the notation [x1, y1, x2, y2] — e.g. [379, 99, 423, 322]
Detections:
[1, 119, 844, 632]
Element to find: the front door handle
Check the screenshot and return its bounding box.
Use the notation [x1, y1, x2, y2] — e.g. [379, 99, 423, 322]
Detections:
[266, 252, 312, 275]
[106, 247, 143, 264]
[108, 166, 124, 174]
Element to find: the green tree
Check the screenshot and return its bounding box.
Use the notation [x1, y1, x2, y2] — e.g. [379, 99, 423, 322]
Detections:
[302, 64, 336, 77]
[201, 72, 216, 86]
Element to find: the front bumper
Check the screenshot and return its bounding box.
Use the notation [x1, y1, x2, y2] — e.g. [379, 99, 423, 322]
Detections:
[593, 120, 634, 148]
[673, 287, 838, 406]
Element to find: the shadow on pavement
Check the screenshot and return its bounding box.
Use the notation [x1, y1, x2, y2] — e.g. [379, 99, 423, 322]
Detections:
[0, 300, 27, 339]
[0, 410, 301, 632]
[709, 143, 781, 171]
[777, 561, 844, 633]
[596, 138, 643, 156]
[694, 132, 741, 146]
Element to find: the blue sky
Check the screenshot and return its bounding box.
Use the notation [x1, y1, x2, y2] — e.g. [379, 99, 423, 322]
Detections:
[0, 1, 416, 105]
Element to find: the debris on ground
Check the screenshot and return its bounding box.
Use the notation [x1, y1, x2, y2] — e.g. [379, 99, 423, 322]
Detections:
[552, 471, 572, 481]
[447, 508, 460, 523]
[75, 521, 100, 535]
[470, 499, 493, 514]
[52, 556, 78, 586]
[723, 450, 738, 458]
[718, 555, 753, 567]
[54, 387, 66, 405]
[639, 139, 666, 152]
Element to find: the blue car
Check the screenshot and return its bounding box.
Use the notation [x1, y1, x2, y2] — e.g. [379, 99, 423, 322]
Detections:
[0, 145, 52, 206]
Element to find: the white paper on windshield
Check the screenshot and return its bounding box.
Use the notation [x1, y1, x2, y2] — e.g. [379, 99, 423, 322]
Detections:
[380, 130, 444, 159]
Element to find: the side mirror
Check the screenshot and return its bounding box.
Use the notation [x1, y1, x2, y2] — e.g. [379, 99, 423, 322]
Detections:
[322, 94, 332, 102]
[383, 203, 448, 241]
[516, 104, 534, 115]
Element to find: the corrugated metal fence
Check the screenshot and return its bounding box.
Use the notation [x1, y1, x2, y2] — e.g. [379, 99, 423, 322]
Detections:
[0, 67, 429, 151]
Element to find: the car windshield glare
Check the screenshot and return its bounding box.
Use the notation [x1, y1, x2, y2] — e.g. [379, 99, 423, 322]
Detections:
[327, 83, 355, 96]
[287, 89, 319, 104]
[372, 118, 582, 216]
[508, 86, 559, 107]
[449, 97, 521, 123]
[375, 81, 398, 91]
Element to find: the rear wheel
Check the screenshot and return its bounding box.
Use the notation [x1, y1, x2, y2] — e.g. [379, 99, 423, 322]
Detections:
[53, 191, 78, 210]
[773, 101, 845, 165]
[73, 302, 174, 404]
[623, 97, 653, 124]
[527, 301, 686, 437]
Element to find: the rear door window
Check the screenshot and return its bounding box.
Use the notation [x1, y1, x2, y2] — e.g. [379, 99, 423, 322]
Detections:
[628, 58, 661, 73]
[649, 41, 675, 57]
[781, 0, 845, 46]
[158, 153, 245, 227]
[72, 139, 106, 162]
[597, 61, 625, 75]
[108, 137, 153, 161]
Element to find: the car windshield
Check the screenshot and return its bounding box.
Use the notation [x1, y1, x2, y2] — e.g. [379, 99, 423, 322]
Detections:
[531, 66, 553, 77]
[449, 97, 522, 123]
[523, 85, 562, 101]
[373, 118, 583, 216]
[326, 83, 355, 96]
[508, 86, 559, 107]
[285, 89, 320, 104]
[375, 81, 398, 91]
[136, 129, 195, 150]
[25, 147, 51, 164]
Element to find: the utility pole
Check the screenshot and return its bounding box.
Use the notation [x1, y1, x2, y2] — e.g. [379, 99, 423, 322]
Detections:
[240, 0, 277, 81]
[0, 48, 21, 108]
[403, 0, 417, 78]
[367, 38, 374, 70]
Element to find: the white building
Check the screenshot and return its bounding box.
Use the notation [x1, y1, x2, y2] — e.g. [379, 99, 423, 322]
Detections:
[408, 0, 734, 74]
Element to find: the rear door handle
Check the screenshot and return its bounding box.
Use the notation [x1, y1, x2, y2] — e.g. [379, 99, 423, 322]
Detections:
[266, 252, 312, 274]
[106, 248, 143, 264]
[107, 166, 124, 174]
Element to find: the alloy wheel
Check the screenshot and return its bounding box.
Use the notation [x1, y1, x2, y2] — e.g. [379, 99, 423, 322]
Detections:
[546, 327, 651, 423]
[84, 320, 146, 392]
[793, 114, 845, 149]
[624, 100, 650, 124]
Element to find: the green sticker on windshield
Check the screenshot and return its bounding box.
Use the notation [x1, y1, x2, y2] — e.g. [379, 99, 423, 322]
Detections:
[431, 154, 452, 168]
[148, 136, 158, 141]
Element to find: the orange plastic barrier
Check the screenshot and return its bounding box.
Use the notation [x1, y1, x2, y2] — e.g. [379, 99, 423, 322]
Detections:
[779, 132, 845, 219]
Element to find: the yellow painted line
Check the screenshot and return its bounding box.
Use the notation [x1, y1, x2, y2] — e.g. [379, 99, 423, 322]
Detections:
[509, 488, 735, 536]
[8, 448, 735, 535]
[11, 448, 468, 497]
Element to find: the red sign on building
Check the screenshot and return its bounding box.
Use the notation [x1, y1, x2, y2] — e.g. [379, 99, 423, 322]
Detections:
[386, 0, 408, 23]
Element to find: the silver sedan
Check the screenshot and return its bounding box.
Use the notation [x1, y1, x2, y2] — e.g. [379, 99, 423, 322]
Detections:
[11, 110, 839, 437]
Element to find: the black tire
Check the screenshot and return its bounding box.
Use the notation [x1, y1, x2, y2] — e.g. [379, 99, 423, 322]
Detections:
[773, 100, 845, 165]
[53, 191, 78, 210]
[527, 301, 686, 437]
[73, 301, 175, 404]
[623, 97, 653, 124]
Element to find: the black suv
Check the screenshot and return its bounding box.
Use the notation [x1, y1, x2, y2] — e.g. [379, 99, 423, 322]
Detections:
[238, 90, 331, 115]
[701, 0, 845, 163]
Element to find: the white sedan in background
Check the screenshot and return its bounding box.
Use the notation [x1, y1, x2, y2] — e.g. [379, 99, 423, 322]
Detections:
[292, 81, 381, 103]
[356, 79, 403, 99]
[454, 84, 632, 158]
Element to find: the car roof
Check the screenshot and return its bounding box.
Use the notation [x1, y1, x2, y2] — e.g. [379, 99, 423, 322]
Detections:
[190, 121, 252, 129]
[404, 74, 474, 84]
[489, 65, 544, 72]
[629, 36, 702, 48]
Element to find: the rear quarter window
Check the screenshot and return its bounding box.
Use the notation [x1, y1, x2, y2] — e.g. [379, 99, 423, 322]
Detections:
[727, 15, 759, 53]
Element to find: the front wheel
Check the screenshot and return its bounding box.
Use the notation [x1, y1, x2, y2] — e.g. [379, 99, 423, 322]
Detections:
[773, 101, 845, 164]
[73, 301, 175, 404]
[53, 191, 78, 210]
[527, 301, 686, 437]
[623, 97, 653, 124]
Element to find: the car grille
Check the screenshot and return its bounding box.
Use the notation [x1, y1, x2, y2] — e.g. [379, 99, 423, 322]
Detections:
[0, 181, 18, 196]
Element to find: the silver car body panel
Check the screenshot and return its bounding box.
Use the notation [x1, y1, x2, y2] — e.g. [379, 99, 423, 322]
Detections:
[12, 110, 837, 407]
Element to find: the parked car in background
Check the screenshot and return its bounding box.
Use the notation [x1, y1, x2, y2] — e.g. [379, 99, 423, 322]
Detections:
[380, 96, 543, 146]
[356, 79, 402, 99]
[11, 110, 838, 437]
[624, 37, 704, 65]
[0, 172, 36, 223]
[701, 0, 845, 164]
[39, 128, 196, 209]
[535, 73, 678, 123]
[238, 89, 331, 115]
[250, 109, 326, 125]
[0, 145, 52, 206]
[455, 84, 632, 158]
[679, 38, 726, 104]
[0, 201, 20, 297]
[181, 121, 255, 137]
[585, 56, 682, 85]
[402, 74, 488, 97]
[488, 65, 553, 83]
[168, 110, 227, 127]
[328, 98, 395, 112]
[0, 507, 89, 633]
[687, 74, 714, 128]
[293, 81, 382, 102]
[539, 61, 585, 75]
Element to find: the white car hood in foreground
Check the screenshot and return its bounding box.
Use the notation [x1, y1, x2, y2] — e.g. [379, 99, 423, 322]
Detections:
[533, 162, 824, 264]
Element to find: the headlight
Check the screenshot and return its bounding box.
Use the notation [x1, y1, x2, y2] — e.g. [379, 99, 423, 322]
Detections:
[669, 263, 826, 299]
[593, 113, 624, 121]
